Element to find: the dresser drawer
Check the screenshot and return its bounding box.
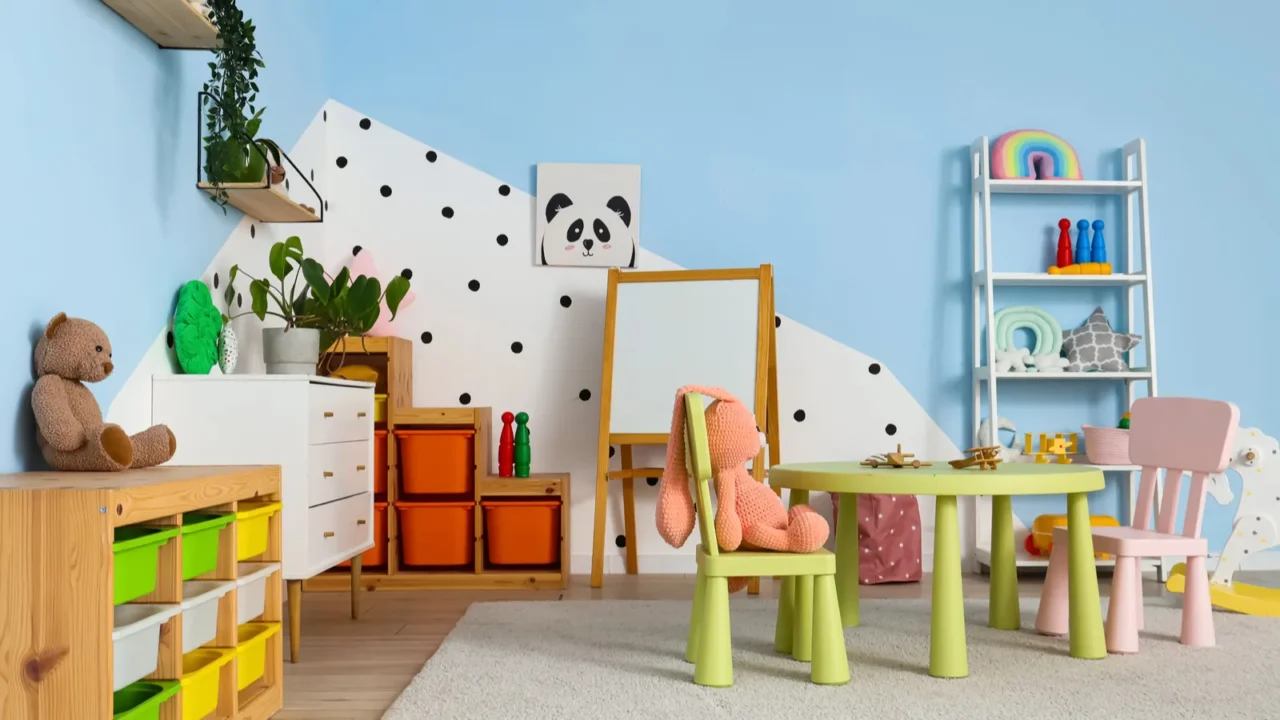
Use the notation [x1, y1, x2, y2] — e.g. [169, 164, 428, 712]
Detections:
[309, 383, 373, 445]
[307, 441, 372, 507]
[306, 493, 373, 572]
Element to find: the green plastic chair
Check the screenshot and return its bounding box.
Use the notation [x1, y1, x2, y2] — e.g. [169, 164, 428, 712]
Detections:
[682, 393, 850, 687]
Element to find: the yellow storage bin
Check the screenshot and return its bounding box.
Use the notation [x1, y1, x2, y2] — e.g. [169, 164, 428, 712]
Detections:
[235, 502, 281, 561]
[374, 393, 388, 422]
[180, 648, 234, 720]
[236, 622, 281, 691]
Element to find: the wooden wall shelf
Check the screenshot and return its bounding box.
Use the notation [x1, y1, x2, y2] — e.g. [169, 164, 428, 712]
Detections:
[304, 407, 572, 592]
[102, 0, 220, 49]
[0, 465, 284, 720]
[198, 182, 321, 223]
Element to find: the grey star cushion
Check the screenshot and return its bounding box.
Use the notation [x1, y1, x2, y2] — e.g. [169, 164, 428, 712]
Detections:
[1061, 307, 1142, 372]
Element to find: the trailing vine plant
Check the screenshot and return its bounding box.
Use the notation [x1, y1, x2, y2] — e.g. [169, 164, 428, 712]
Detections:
[203, 0, 278, 210]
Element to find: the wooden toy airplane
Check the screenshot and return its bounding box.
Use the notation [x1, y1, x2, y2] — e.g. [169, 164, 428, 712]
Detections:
[949, 446, 1002, 470]
[861, 444, 932, 469]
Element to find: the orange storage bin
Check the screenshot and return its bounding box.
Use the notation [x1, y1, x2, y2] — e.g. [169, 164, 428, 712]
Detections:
[398, 501, 474, 567]
[339, 502, 387, 568]
[374, 429, 388, 495]
[396, 429, 474, 496]
[483, 500, 561, 566]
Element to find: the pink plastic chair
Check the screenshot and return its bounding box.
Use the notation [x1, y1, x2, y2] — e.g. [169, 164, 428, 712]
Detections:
[1035, 397, 1239, 653]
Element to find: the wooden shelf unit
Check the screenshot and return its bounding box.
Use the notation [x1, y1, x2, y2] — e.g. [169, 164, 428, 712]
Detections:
[197, 182, 320, 224]
[0, 465, 283, 720]
[101, 0, 220, 49]
[304, 407, 571, 591]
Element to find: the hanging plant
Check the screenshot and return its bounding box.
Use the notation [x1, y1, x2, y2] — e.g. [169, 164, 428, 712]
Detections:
[202, 0, 281, 211]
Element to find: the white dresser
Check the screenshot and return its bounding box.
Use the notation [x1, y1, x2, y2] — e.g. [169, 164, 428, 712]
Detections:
[153, 374, 374, 661]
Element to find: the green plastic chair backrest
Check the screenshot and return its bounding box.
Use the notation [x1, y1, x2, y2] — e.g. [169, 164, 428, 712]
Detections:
[683, 393, 718, 557]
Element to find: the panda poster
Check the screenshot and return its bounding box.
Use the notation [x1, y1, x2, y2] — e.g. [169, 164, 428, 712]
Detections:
[536, 163, 640, 268]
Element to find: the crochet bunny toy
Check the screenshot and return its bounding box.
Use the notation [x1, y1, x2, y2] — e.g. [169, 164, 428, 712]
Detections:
[657, 385, 829, 592]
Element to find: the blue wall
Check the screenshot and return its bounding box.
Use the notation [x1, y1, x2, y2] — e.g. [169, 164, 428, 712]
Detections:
[0, 0, 329, 471]
[325, 1, 1279, 540]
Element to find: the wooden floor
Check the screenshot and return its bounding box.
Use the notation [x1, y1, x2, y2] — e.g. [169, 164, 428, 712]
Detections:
[279, 570, 1196, 718]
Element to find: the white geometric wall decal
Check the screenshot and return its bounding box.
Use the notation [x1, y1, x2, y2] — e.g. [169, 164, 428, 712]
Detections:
[110, 100, 966, 575]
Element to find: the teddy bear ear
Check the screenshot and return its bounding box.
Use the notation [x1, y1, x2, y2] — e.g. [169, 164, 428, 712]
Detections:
[44, 312, 68, 339]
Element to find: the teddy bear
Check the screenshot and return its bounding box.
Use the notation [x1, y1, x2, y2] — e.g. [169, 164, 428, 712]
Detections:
[32, 313, 177, 471]
[657, 385, 829, 592]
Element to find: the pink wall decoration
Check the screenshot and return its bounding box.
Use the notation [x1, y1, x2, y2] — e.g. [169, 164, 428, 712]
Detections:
[344, 248, 417, 337]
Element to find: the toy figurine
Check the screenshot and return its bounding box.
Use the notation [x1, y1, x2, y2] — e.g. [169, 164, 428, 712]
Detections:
[498, 411, 515, 477]
[514, 411, 531, 478]
[1056, 218, 1073, 268]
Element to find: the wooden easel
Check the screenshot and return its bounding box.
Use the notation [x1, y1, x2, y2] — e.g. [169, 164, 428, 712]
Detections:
[591, 266, 781, 591]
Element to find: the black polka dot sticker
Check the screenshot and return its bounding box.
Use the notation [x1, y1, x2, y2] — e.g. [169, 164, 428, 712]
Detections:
[284, 179, 290, 191]
[615, 535, 626, 549]
[441, 207, 454, 219]
[869, 363, 882, 375]
[885, 423, 898, 436]
[426, 151, 438, 162]
[560, 295, 572, 308]
[212, 272, 219, 289]
[420, 331, 433, 344]
[359, 118, 371, 130]
[249, 225, 255, 238]
[380, 185, 392, 198]
[609, 446, 616, 458]
[336, 156, 348, 168]
[459, 392, 472, 405]
[166, 331, 174, 348]
[468, 280, 480, 292]
[352, 245, 362, 256]
[400, 268, 413, 280]
[794, 409, 806, 422]
[310, 169, 314, 181]
[579, 389, 592, 401]
[236, 293, 243, 308]
[646, 477, 659, 487]
[324, 200, 329, 212]
[499, 184, 511, 196]
[511, 341, 523, 354]
[323, 110, 327, 122]
[775, 315, 781, 328]
[496, 234, 509, 246]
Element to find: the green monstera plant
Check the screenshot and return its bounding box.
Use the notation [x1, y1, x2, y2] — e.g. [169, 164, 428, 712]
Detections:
[225, 237, 411, 369]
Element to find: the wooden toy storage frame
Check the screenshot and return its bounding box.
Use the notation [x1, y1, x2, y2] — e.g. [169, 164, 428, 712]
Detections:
[0, 465, 284, 720]
[304, 407, 570, 591]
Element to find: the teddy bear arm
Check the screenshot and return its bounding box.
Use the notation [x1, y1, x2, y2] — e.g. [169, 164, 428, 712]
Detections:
[713, 472, 743, 551]
[32, 376, 85, 452]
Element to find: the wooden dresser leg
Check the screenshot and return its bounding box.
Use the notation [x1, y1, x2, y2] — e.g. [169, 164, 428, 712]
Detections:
[350, 555, 363, 619]
[287, 580, 302, 663]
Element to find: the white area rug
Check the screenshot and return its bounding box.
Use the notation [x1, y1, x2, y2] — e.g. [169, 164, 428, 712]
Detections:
[383, 598, 1279, 719]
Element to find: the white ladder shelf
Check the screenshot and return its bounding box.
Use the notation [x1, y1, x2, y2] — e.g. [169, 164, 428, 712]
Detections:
[968, 136, 1166, 578]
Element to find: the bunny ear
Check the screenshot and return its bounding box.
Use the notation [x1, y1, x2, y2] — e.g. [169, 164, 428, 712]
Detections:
[656, 387, 696, 548]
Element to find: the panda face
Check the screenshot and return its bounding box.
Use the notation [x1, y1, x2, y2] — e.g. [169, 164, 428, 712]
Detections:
[540, 192, 636, 268]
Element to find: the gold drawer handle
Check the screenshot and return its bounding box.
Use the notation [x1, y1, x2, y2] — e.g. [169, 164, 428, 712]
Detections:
[356, 465, 366, 471]
[323, 411, 334, 418]
[357, 411, 367, 418]
[323, 531, 335, 538]
[357, 519, 367, 526]
[323, 471, 334, 478]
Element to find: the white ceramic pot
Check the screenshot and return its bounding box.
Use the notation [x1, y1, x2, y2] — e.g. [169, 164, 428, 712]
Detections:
[261, 327, 319, 375]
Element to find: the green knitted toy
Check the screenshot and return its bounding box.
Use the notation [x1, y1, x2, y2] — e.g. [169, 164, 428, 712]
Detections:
[173, 280, 223, 374]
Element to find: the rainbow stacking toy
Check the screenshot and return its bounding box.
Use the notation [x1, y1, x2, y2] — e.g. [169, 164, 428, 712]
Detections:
[990, 129, 1082, 180]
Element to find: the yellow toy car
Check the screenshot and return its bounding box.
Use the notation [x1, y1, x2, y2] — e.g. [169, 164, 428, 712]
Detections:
[1025, 514, 1120, 560]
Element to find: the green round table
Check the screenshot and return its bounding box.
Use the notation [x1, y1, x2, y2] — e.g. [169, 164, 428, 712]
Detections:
[768, 461, 1107, 678]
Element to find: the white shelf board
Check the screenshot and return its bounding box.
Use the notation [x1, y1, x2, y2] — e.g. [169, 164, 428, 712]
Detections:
[973, 270, 1148, 287]
[974, 545, 1160, 570]
[988, 179, 1142, 195]
[976, 367, 1153, 382]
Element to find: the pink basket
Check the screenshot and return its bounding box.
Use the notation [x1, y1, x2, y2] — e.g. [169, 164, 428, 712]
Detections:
[1082, 425, 1131, 465]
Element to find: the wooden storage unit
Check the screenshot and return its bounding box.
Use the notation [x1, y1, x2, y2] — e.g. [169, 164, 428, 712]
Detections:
[101, 0, 220, 49]
[0, 465, 283, 720]
[305, 407, 571, 591]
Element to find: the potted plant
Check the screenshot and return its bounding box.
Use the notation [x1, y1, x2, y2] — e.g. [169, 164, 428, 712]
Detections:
[225, 237, 410, 374]
[202, 0, 284, 210]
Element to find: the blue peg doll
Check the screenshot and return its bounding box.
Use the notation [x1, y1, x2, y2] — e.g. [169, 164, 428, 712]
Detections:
[1090, 220, 1107, 264]
[1075, 219, 1091, 265]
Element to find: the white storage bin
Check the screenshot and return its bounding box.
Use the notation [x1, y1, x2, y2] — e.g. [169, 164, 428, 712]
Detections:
[237, 562, 280, 625]
[181, 579, 235, 654]
[112, 603, 181, 691]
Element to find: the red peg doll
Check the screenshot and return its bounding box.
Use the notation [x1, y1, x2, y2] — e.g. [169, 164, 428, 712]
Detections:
[1056, 218, 1073, 268]
[498, 411, 515, 477]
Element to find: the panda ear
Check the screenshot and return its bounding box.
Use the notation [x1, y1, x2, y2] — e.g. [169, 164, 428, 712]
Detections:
[606, 196, 632, 227]
[545, 193, 573, 223]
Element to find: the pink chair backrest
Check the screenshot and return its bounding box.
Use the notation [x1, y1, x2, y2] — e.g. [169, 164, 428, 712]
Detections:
[1129, 397, 1239, 538]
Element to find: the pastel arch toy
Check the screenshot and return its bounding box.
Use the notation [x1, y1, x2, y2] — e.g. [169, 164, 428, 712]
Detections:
[991, 306, 1068, 373]
[990, 130, 1082, 180]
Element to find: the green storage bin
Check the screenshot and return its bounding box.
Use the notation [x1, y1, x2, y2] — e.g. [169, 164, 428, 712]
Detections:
[181, 513, 234, 581]
[113, 680, 179, 720]
[113, 525, 179, 605]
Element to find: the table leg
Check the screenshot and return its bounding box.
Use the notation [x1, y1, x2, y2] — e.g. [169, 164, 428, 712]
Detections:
[835, 492, 860, 627]
[989, 495, 1020, 630]
[1066, 491, 1106, 660]
[930, 495, 967, 678]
